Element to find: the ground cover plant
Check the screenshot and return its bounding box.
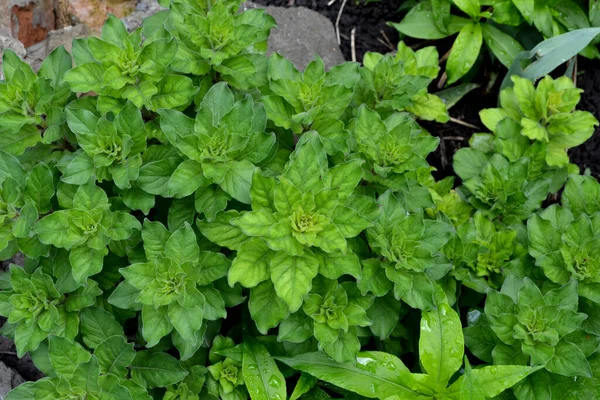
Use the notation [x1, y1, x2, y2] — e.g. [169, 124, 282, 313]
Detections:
[1, 0, 600, 399]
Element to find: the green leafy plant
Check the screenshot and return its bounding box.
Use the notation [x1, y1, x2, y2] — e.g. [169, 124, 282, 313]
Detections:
[481, 75, 598, 167]
[392, 0, 525, 84]
[33, 181, 141, 284]
[0, 48, 74, 155]
[66, 16, 198, 111]
[356, 42, 449, 122]
[158, 82, 275, 205]
[2, 0, 600, 398]
[278, 294, 538, 399]
[528, 175, 600, 304]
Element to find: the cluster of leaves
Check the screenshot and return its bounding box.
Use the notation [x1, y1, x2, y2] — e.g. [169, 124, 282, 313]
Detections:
[392, 0, 600, 84]
[1, 0, 600, 399]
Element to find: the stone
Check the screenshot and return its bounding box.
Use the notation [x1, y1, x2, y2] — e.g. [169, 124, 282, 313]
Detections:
[122, 0, 165, 31]
[64, 0, 138, 30]
[243, 2, 346, 70]
[9, 0, 56, 47]
[0, 32, 27, 79]
[25, 23, 90, 71]
[0, 361, 24, 399]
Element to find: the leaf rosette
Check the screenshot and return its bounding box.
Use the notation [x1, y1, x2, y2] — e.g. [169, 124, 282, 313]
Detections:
[113, 221, 230, 350]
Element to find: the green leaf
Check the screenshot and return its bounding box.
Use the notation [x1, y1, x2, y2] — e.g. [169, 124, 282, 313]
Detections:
[420, 302, 464, 390]
[261, 95, 298, 131]
[64, 63, 104, 92]
[277, 351, 432, 399]
[545, 340, 592, 377]
[446, 23, 483, 85]
[80, 307, 124, 349]
[367, 293, 402, 340]
[138, 156, 182, 196]
[95, 335, 136, 377]
[270, 251, 320, 312]
[229, 239, 273, 288]
[249, 280, 290, 334]
[168, 197, 196, 231]
[168, 160, 207, 198]
[436, 83, 480, 110]
[277, 311, 314, 343]
[64, 280, 102, 311]
[34, 211, 80, 249]
[141, 305, 173, 347]
[61, 152, 95, 186]
[290, 373, 317, 400]
[203, 160, 255, 204]
[111, 156, 143, 190]
[131, 351, 188, 389]
[38, 46, 72, 86]
[321, 328, 361, 363]
[165, 223, 199, 264]
[562, 175, 600, 218]
[283, 133, 328, 192]
[196, 210, 248, 251]
[453, 0, 480, 19]
[195, 185, 230, 221]
[457, 361, 538, 399]
[391, 1, 469, 39]
[501, 28, 600, 90]
[233, 209, 278, 237]
[48, 336, 92, 377]
[108, 281, 141, 311]
[149, 74, 198, 110]
[168, 300, 205, 345]
[481, 23, 524, 68]
[0, 151, 26, 183]
[69, 245, 107, 284]
[242, 337, 287, 400]
[23, 164, 55, 214]
[123, 186, 155, 215]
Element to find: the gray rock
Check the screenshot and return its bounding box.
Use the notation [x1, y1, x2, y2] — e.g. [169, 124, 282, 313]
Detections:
[122, 0, 165, 31]
[0, 33, 27, 79]
[243, 2, 346, 70]
[0, 361, 24, 399]
[25, 23, 89, 71]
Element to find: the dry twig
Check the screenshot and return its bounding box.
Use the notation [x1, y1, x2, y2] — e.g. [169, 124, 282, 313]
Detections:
[351, 27, 357, 62]
[335, 0, 349, 45]
[377, 38, 395, 51]
[437, 71, 447, 89]
[380, 30, 395, 50]
[443, 136, 466, 141]
[439, 132, 448, 170]
[440, 47, 452, 64]
[449, 117, 479, 130]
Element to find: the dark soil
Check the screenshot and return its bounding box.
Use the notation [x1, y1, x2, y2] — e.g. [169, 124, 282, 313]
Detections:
[257, 0, 600, 179]
[0, 326, 45, 381]
[570, 58, 600, 178]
